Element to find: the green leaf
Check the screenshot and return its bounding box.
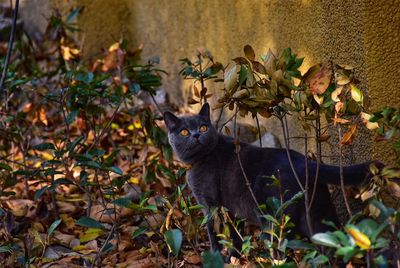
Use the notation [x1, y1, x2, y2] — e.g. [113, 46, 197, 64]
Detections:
[132, 227, 147, 239]
[202, 250, 224, 268]
[47, 219, 62, 236]
[108, 166, 123, 175]
[374, 255, 388, 267]
[286, 239, 316, 250]
[311, 233, 341, 248]
[33, 143, 56, 151]
[0, 245, 10, 253]
[164, 229, 182, 256]
[67, 7, 81, 23]
[309, 254, 329, 265]
[34, 186, 48, 201]
[238, 65, 248, 86]
[76, 216, 105, 229]
[0, 163, 12, 171]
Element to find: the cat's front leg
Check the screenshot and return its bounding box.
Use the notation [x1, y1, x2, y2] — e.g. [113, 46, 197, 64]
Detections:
[204, 208, 221, 252]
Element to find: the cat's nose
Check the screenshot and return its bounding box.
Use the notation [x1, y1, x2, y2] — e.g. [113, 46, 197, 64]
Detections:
[193, 133, 200, 139]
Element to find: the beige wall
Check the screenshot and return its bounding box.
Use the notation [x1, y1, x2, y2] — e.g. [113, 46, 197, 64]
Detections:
[18, 0, 400, 164]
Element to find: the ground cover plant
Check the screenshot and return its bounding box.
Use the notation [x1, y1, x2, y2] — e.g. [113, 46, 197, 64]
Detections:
[1, 7, 399, 268]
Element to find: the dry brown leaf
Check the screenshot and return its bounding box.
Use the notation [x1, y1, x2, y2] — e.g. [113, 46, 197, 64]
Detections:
[340, 124, 357, 145]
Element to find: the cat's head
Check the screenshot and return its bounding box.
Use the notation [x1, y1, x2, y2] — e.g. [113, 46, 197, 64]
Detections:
[163, 103, 218, 163]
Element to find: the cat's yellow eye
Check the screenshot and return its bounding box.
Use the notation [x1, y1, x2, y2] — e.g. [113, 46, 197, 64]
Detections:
[180, 129, 189, 136]
[199, 125, 208, 132]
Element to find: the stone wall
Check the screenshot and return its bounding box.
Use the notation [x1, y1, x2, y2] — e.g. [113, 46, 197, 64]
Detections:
[17, 0, 400, 164]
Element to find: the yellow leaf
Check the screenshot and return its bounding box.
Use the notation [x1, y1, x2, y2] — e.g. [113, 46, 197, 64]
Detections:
[335, 69, 351, 85]
[133, 118, 142, 129]
[331, 86, 343, 102]
[108, 42, 120, 52]
[361, 112, 379, 130]
[345, 226, 371, 250]
[350, 84, 363, 103]
[39, 107, 48, 126]
[129, 177, 140, 184]
[313, 94, 324, 105]
[40, 152, 54, 161]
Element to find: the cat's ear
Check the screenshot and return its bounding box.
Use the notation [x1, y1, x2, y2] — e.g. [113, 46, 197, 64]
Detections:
[163, 112, 180, 131]
[199, 103, 210, 119]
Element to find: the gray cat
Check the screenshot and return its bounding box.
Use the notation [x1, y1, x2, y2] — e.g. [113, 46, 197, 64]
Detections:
[164, 103, 375, 254]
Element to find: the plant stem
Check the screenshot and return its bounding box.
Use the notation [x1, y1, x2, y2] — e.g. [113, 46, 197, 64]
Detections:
[338, 125, 353, 217]
[279, 118, 304, 192]
[0, 0, 19, 102]
[233, 107, 264, 215]
[255, 114, 262, 147]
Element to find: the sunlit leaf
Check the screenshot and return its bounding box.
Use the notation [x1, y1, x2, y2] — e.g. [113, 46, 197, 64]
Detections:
[340, 124, 357, 145]
[313, 95, 324, 105]
[335, 69, 351, 85]
[331, 86, 343, 102]
[224, 64, 239, 92]
[304, 63, 332, 95]
[263, 49, 277, 75]
[39, 107, 48, 126]
[345, 225, 371, 250]
[350, 84, 363, 103]
[361, 112, 379, 130]
[311, 233, 341, 248]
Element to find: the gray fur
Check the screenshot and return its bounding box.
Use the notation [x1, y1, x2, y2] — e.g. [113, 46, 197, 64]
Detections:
[164, 103, 375, 253]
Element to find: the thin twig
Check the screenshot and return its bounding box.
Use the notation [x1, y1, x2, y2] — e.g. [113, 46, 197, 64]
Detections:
[255, 114, 262, 147]
[279, 118, 305, 192]
[303, 132, 313, 235]
[150, 92, 163, 114]
[0, 0, 19, 101]
[338, 125, 353, 217]
[309, 114, 321, 209]
[215, 106, 225, 130]
[233, 107, 264, 215]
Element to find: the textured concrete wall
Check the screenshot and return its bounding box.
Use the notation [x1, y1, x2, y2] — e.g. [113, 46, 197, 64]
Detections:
[18, 0, 400, 164]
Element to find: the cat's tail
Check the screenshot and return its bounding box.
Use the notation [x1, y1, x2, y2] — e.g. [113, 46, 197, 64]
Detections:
[311, 160, 382, 186]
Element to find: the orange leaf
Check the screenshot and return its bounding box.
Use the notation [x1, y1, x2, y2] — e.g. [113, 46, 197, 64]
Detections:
[340, 124, 357, 145]
[39, 107, 48, 126]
